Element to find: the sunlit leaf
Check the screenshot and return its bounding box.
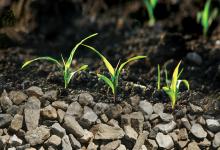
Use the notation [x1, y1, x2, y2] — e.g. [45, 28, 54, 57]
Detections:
[177, 79, 190, 90]
[170, 61, 181, 93]
[97, 74, 115, 94]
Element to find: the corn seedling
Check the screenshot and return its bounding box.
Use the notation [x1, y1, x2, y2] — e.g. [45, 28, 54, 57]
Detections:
[81, 44, 146, 101]
[161, 61, 189, 109]
[22, 33, 98, 88]
[197, 0, 218, 36]
[143, 0, 158, 26]
[157, 64, 160, 90]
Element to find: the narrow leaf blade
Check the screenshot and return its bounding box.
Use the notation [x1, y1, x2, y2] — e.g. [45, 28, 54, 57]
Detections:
[97, 74, 115, 94]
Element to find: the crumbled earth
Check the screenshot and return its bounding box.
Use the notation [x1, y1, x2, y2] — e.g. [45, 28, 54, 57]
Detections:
[0, 0, 220, 149]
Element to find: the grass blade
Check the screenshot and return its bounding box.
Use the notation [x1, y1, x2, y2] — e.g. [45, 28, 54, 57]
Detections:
[177, 80, 190, 90]
[170, 61, 181, 93]
[97, 74, 115, 94]
[157, 64, 160, 90]
[22, 57, 61, 69]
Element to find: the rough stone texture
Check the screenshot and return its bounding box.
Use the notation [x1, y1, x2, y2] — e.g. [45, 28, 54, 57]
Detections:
[116, 144, 126, 150]
[9, 91, 28, 105]
[9, 134, 23, 146]
[124, 125, 138, 142]
[65, 101, 83, 119]
[130, 112, 144, 133]
[178, 128, 188, 140]
[100, 140, 121, 150]
[187, 141, 200, 150]
[0, 90, 13, 111]
[206, 119, 220, 133]
[186, 52, 202, 65]
[25, 126, 50, 146]
[153, 103, 164, 114]
[189, 103, 203, 113]
[93, 102, 109, 115]
[130, 95, 140, 106]
[155, 121, 176, 134]
[0, 114, 13, 127]
[156, 132, 174, 149]
[159, 113, 173, 122]
[57, 109, 65, 123]
[43, 90, 58, 101]
[79, 129, 93, 143]
[139, 100, 153, 115]
[51, 123, 66, 138]
[24, 96, 41, 131]
[213, 132, 220, 148]
[106, 104, 123, 119]
[9, 114, 23, 132]
[93, 123, 125, 140]
[41, 105, 57, 119]
[80, 106, 98, 128]
[62, 135, 72, 150]
[78, 93, 94, 106]
[87, 142, 98, 150]
[146, 139, 158, 150]
[69, 134, 81, 149]
[190, 123, 207, 139]
[181, 117, 191, 130]
[26, 86, 44, 97]
[132, 131, 148, 150]
[52, 101, 68, 110]
[45, 135, 61, 147]
[63, 115, 85, 138]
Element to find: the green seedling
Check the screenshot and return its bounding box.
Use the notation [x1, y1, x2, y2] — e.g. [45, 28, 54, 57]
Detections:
[22, 33, 98, 88]
[197, 0, 218, 36]
[143, 0, 158, 26]
[161, 61, 189, 109]
[157, 64, 160, 90]
[82, 44, 146, 102]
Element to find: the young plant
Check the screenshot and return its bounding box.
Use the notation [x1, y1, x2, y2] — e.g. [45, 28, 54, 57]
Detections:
[143, 0, 158, 26]
[162, 61, 189, 109]
[157, 64, 160, 90]
[81, 44, 146, 102]
[22, 33, 98, 88]
[197, 0, 218, 36]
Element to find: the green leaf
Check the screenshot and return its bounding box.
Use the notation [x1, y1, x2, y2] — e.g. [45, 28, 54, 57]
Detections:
[22, 57, 61, 69]
[177, 79, 190, 90]
[82, 44, 115, 76]
[170, 61, 181, 93]
[157, 64, 160, 90]
[143, 0, 155, 26]
[116, 56, 146, 79]
[97, 74, 115, 94]
[164, 68, 169, 87]
[66, 33, 98, 69]
[197, 11, 202, 23]
[150, 0, 158, 8]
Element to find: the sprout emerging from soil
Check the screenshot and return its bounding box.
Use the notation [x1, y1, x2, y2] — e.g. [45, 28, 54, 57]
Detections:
[197, 0, 218, 36]
[143, 0, 158, 26]
[22, 33, 98, 88]
[160, 61, 190, 109]
[82, 44, 146, 102]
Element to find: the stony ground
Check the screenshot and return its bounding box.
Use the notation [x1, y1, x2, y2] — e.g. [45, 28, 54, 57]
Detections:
[0, 86, 219, 150]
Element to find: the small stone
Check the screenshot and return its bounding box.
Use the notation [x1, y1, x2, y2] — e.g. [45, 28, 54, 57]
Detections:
[16, 144, 31, 150]
[62, 135, 72, 150]
[0, 135, 10, 148]
[25, 126, 50, 146]
[133, 131, 149, 150]
[178, 128, 188, 140]
[148, 127, 159, 139]
[153, 103, 164, 114]
[6, 105, 22, 116]
[139, 100, 153, 115]
[93, 123, 125, 140]
[41, 105, 57, 119]
[51, 123, 66, 138]
[78, 93, 94, 106]
[116, 144, 126, 150]
[159, 113, 174, 122]
[169, 132, 178, 143]
[146, 139, 158, 150]
[121, 101, 132, 114]
[9, 91, 28, 105]
[186, 52, 202, 65]
[45, 135, 61, 147]
[66, 102, 83, 119]
[63, 115, 85, 138]
[79, 129, 93, 143]
[213, 132, 220, 148]
[124, 125, 138, 142]
[149, 114, 159, 121]
[106, 104, 123, 119]
[9, 114, 23, 132]
[52, 101, 68, 110]
[197, 116, 206, 125]
[24, 96, 41, 131]
[93, 102, 109, 115]
[189, 103, 203, 113]
[8, 134, 22, 146]
[100, 140, 121, 150]
[57, 109, 65, 123]
[87, 142, 98, 150]
[140, 145, 148, 150]
[206, 119, 220, 132]
[43, 90, 58, 101]
[130, 95, 140, 106]
[69, 134, 81, 149]
[108, 119, 120, 128]
[26, 86, 43, 97]
[187, 141, 200, 150]
[181, 117, 191, 130]
[80, 106, 98, 128]
[0, 90, 13, 111]
[130, 112, 144, 133]
[100, 114, 108, 123]
[178, 140, 189, 149]
[156, 132, 174, 149]
[190, 123, 207, 139]
[155, 121, 176, 134]
[199, 138, 211, 147]
[0, 114, 13, 127]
